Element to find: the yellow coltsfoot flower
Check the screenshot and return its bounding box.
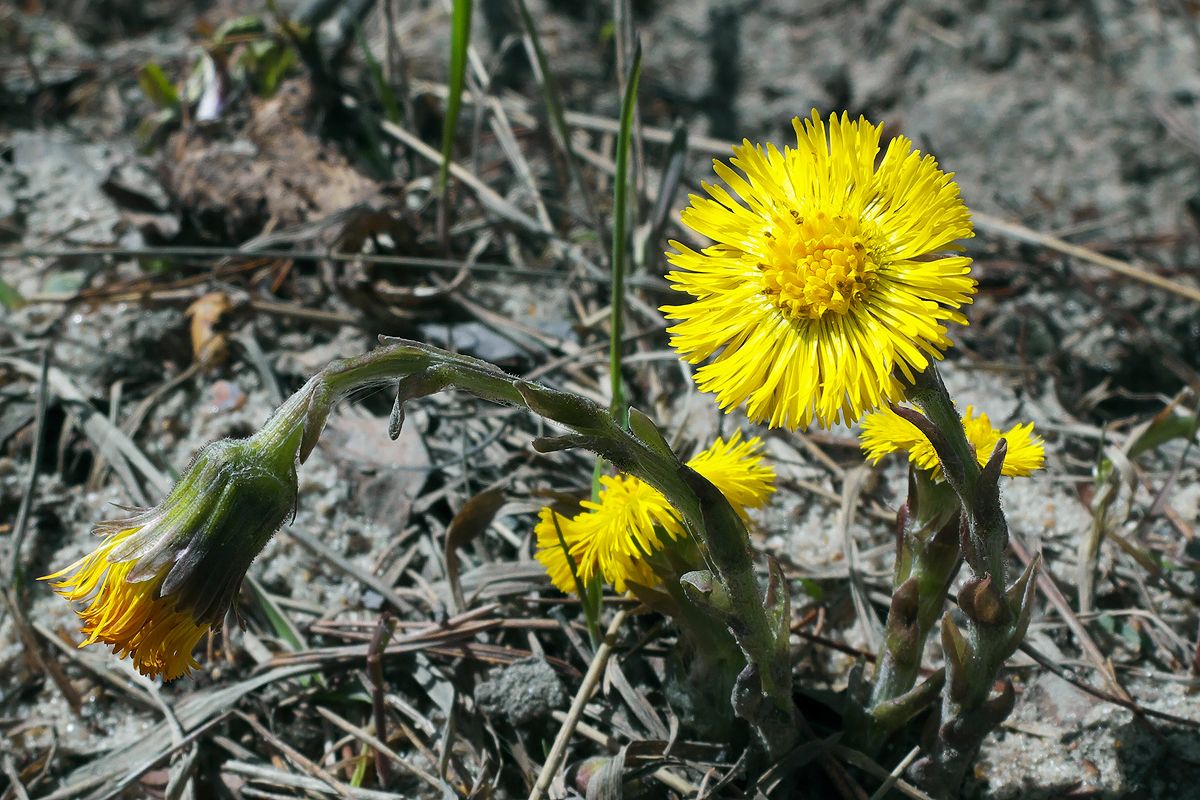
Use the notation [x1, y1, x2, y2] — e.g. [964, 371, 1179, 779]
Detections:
[663, 110, 976, 430]
[534, 476, 682, 594]
[684, 430, 775, 512]
[860, 404, 1045, 479]
[534, 508, 586, 596]
[535, 432, 775, 593]
[43, 414, 304, 680]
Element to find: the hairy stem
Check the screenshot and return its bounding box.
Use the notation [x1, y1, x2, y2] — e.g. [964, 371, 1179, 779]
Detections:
[297, 338, 798, 758]
[861, 473, 961, 743]
[902, 365, 1040, 795]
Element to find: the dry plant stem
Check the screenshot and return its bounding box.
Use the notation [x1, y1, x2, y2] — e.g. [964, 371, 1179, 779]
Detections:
[286, 338, 797, 760]
[368, 614, 394, 788]
[529, 608, 627, 800]
[972, 211, 1200, 305]
[903, 365, 1039, 796]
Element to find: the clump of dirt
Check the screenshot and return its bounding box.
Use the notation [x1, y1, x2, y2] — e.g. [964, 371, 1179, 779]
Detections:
[163, 79, 383, 242]
[475, 656, 568, 726]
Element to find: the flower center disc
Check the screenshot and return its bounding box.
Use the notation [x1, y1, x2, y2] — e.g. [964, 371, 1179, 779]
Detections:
[759, 211, 879, 320]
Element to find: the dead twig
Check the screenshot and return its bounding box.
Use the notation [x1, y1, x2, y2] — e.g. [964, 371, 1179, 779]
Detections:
[222, 760, 398, 800]
[7, 346, 50, 584]
[1009, 531, 1135, 704]
[367, 613, 394, 788]
[236, 711, 357, 800]
[380, 118, 545, 234]
[313, 705, 446, 792]
[282, 525, 425, 615]
[528, 609, 628, 800]
[973, 211, 1200, 305]
[1018, 640, 1200, 729]
[839, 466, 882, 652]
[3, 593, 83, 715]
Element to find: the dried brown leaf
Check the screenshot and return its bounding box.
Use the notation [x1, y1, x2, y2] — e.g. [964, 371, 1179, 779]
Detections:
[445, 486, 507, 613]
[186, 291, 231, 366]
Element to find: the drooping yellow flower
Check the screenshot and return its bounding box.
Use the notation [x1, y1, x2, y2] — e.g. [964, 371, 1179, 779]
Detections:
[534, 433, 776, 594]
[43, 418, 303, 680]
[662, 110, 976, 430]
[859, 405, 1045, 478]
[43, 522, 211, 680]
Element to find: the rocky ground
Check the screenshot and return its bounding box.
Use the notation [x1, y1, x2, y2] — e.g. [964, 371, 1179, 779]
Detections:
[2, 0, 1199, 798]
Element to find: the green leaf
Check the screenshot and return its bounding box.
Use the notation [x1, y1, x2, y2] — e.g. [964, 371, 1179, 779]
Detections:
[245, 574, 305, 651]
[137, 62, 180, 109]
[1129, 411, 1199, 458]
[138, 257, 174, 275]
[1095, 409, 1198, 485]
[0, 278, 27, 311]
[213, 14, 267, 45]
[349, 747, 370, 788]
[627, 407, 675, 461]
[797, 577, 824, 601]
[253, 42, 297, 96]
[243, 575, 322, 686]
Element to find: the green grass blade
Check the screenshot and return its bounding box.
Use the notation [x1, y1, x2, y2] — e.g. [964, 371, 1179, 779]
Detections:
[245, 573, 321, 687]
[137, 62, 180, 110]
[245, 574, 305, 651]
[609, 42, 642, 422]
[439, 0, 473, 196]
[357, 26, 401, 124]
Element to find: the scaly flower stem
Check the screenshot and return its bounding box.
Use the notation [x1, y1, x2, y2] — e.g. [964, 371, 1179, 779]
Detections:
[905, 365, 980, 486]
[906, 364, 1004, 584]
[298, 339, 798, 759]
[901, 364, 1040, 795]
[247, 375, 319, 474]
[899, 478, 963, 651]
[857, 471, 959, 751]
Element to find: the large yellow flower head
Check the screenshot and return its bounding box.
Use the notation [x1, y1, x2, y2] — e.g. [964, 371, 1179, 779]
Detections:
[663, 110, 976, 430]
[860, 405, 1045, 479]
[535, 431, 775, 594]
[43, 426, 301, 680]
